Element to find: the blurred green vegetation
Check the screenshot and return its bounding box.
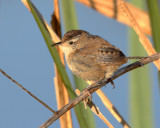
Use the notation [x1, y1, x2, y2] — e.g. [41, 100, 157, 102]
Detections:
[146, 0, 160, 89]
[128, 0, 154, 128]
[60, 0, 96, 127]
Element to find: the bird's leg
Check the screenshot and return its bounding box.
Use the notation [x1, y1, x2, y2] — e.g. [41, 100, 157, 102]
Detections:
[84, 86, 92, 106]
[80, 82, 94, 109]
[81, 90, 92, 109]
[139, 61, 145, 68]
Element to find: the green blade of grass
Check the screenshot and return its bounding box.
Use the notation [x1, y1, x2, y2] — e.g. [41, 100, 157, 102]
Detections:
[128, 1, 153, 128]
[26, 0, 76, 99]
[129, 30, 153, 128]
[26, 0, 95, 127]
[146, 0, 160, 90]
[60, 0, 78, 31]
[60, 0, 96, 127]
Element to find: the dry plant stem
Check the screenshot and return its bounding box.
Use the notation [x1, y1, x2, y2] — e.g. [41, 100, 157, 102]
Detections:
[96, 89, 130, 128]
[22, 0, 61, 43]
[75, 89, 114, 128]
[54, 76, 72, 128]
[40, 53, 160, 128]
[52, 0, 73, 128]
[76, 0, 151, 35]
[0, 69, 56, 114]
[22, 1, 72, 127]
[87, 81, 130, 128]
[120, 1, 160, 70]
[51, 0, 62, 37]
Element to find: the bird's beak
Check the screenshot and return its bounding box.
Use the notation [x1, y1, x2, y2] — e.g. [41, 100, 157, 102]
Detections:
[51, 42, 61, 47]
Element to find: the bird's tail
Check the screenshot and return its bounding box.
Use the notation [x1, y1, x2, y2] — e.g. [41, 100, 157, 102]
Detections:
[126, 57, 148, 60]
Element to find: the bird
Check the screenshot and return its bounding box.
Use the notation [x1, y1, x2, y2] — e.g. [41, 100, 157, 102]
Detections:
[52, 30, 146, 86]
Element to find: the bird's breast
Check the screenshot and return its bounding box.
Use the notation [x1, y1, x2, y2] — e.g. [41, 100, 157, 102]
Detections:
[65, 52, 107, 81]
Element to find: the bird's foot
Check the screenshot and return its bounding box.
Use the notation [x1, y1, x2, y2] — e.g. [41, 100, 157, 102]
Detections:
[82, 86, 92, 109]
[108, 78, 115, 89]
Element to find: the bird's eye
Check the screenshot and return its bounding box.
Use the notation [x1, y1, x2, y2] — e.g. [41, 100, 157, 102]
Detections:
[69, 41, 73, 45]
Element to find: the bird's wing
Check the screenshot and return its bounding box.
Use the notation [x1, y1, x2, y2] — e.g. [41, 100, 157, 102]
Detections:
[83, 36, 127, 65]
[95, 46, 127, 65]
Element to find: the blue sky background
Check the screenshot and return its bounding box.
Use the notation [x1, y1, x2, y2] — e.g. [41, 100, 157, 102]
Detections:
[0, 0, 160, 128]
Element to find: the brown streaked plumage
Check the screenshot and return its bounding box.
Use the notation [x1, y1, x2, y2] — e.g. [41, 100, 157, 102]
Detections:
[52, 30, 146, 82]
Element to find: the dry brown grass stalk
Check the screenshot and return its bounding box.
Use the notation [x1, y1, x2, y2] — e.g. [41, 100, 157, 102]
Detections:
[22, 0, 72, 127]
[120, 1, 160, 70]
[22, 0, 60, 43]
[75, 89, 114, 128]
[96, 89, 130, 128]
[87, 81, 130, 128]
[52, 0, 72, 128]
[76, 0, 151, 35]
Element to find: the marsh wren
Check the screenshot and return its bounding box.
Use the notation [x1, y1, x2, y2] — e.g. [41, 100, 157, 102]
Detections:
[52, 30, 146, 83]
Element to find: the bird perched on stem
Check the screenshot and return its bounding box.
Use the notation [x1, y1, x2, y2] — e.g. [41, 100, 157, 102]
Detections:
[52, 30, 147, 87]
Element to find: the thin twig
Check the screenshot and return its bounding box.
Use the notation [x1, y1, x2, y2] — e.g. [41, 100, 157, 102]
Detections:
[40, 53, 160, 128]
[0, 69, 56, 114]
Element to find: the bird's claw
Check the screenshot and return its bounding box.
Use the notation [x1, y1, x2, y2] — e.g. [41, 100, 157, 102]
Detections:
[108, 78, 115, 89]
